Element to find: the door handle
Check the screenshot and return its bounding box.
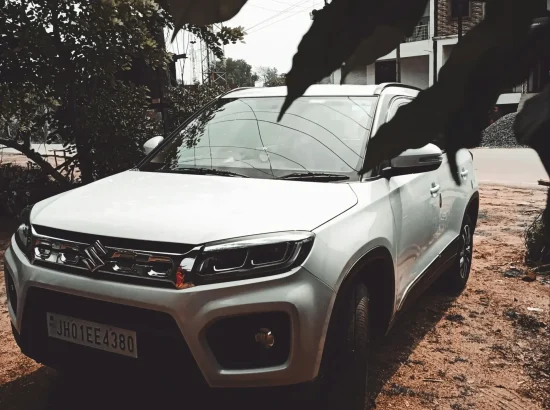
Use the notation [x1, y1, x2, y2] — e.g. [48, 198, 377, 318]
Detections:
[430, 184, 440, 196]
[460, 169, 469, 179]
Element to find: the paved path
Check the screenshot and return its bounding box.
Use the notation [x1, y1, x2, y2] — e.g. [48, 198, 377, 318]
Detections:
[0, 143, 67, 155]
[471, 148, 549, 188]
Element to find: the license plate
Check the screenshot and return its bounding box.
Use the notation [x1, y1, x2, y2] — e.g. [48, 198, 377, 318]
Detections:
[46, 312, 138, 358]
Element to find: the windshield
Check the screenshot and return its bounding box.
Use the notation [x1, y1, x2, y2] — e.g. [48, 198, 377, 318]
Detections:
[140, 96, 377, 180]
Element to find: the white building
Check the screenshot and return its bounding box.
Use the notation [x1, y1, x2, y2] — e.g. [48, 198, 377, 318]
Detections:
[321, 0, 435, 89]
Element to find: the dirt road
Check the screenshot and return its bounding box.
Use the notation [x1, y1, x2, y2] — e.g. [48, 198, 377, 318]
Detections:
[1, 185, 549, 410]
[472, 148, 549, 187]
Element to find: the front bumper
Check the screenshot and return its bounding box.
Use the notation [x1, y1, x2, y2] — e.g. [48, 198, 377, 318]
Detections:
[4, 237, 335, 388]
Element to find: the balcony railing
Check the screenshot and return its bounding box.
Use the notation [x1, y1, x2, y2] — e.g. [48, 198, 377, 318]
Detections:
[405, 24, 430, 42]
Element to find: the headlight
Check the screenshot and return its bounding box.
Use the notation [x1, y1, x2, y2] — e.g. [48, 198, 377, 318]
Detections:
[14, 205, 33, 259]
[179, 232, 314, 286]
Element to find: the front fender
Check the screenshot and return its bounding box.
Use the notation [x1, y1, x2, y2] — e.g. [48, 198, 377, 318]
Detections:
[303, 180, 397, 291]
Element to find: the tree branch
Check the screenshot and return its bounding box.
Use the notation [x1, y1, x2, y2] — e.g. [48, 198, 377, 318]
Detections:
[54, 154, 77, 171]
[0, 138, 70, 187]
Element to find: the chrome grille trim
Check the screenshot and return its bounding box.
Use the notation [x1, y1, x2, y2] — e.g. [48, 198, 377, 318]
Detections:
[31, 230, 184, 256]
[30, 227, 193, 288]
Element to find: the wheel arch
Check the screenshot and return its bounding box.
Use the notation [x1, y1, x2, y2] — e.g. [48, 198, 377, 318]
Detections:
[466, 191, 480, 232]
[331, 246, 396, 340]
[316, 245, 396, 382]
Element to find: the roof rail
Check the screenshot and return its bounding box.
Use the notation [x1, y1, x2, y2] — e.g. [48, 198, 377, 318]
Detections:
[222, 87, 254, 97]
[374, 83, 422, 95]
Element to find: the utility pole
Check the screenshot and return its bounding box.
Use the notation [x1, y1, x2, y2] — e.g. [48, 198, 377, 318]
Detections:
[153, 29, 170, 137]
[396, 41, 402, 82]
[457, 0, 467, 41]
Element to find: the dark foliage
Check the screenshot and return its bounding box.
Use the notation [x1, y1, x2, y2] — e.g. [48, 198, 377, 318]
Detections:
[0, 164, 73, 218]
[167, 0, 247, 34]
[524, 210, 550, 265]
[166, 82, 226, 131]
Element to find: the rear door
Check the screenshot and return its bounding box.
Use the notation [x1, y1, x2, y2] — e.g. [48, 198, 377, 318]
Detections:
[381, 98, 442, 307]
[436, 148, 475, 247]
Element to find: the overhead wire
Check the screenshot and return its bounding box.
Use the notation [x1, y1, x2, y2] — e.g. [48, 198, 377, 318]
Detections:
[248, 8, 309, 33]
[248, 0, 323, 33]
[248, 3, 287, 12]
[267, 0, 307, 6]
[245, 0, 311, 32]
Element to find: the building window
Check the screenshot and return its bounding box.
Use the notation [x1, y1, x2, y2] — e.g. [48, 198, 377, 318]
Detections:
[450, 0, 470, 18]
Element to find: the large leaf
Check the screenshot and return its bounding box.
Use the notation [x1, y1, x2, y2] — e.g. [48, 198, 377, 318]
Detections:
[167, 0, 247, 38]
[341, 0, 429, 83]
[515, 85, 550, 149]
[361, 0, 548, 184]
[341, 26, 404, 83]
[279, 0, 429, 121]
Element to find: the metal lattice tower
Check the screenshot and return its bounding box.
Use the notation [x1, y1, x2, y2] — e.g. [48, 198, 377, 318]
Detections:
[190, 35, 198, 84]
[200, 24, 228, 87]
[200, 33, 210, 85]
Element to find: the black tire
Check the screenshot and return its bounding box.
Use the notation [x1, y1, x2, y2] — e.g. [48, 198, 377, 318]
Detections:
[443, 213, 474, 294]
[319, 281, 370, 410]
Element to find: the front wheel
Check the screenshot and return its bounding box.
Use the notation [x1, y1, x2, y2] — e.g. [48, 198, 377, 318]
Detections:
[318, 281, 370, 410]
[443, 213, 474, 294]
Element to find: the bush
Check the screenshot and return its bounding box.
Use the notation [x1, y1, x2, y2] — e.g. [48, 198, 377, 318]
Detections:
[0, 163, 73, 218]
[524, 210, 550, 265]
[76, 81, 162, 181]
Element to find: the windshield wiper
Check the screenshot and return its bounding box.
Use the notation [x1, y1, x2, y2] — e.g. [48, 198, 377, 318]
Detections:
[278, 172, 350, 181]
[167, 167, 249, 178]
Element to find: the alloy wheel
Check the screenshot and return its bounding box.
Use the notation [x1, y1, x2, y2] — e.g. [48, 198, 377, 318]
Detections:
[459, 224, 472, 279]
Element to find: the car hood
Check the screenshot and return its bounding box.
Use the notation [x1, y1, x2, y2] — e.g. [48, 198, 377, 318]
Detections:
[31, 171, 358, 245]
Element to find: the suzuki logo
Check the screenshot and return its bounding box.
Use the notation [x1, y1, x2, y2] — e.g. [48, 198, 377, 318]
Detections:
[82, 240, 108, 272]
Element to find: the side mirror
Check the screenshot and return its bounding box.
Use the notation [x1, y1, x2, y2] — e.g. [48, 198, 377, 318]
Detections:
[143, 136, 164, 155]
[382, 143, 443, 178]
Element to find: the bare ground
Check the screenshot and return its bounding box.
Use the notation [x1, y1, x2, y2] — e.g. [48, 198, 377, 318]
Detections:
[0, 184, 549, 410]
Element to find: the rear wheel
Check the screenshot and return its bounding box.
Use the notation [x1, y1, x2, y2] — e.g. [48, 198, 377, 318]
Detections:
[319, 281, 370, 410]
[444, 213, 474, 294]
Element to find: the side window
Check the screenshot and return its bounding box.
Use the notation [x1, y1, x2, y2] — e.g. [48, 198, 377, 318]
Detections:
[386, 100, 410, 122]
[386, 98, 446, 152]
[362, 99, 410, 178]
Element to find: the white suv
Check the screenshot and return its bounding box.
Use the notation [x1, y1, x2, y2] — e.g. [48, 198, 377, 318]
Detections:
[5, 83, 478, 409]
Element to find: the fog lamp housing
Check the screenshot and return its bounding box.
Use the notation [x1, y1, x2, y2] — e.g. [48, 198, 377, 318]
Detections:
[206, 312, 290, 369]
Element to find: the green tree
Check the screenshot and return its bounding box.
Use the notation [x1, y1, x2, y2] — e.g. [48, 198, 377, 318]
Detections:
[79, 81, 162, 181]
[211, 58, 259, 87]
[166, 82, 226, 130]
[0, 84, 68, 185]
[257, 66, 286, 87]
[1, 0, 245, 184]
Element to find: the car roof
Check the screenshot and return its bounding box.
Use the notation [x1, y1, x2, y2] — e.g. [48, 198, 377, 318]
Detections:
[222, 83, 420, 99]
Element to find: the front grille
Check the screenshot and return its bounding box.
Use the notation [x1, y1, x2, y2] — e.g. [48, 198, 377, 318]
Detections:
[31, 225, 196, 288]
[20, 287, 204, 381]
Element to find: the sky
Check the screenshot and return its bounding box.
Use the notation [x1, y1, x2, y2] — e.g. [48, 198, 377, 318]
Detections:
[223, 0, 323, 72]
[167, 0, 325, 84]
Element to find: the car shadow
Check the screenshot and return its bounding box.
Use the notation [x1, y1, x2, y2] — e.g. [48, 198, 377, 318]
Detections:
[0, 286, 457, 410]
[367, 282, 458, 408]
[0, 363, 298, 410]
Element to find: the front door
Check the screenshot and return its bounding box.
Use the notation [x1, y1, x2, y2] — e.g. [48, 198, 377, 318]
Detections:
[379, 98, 442, 308]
